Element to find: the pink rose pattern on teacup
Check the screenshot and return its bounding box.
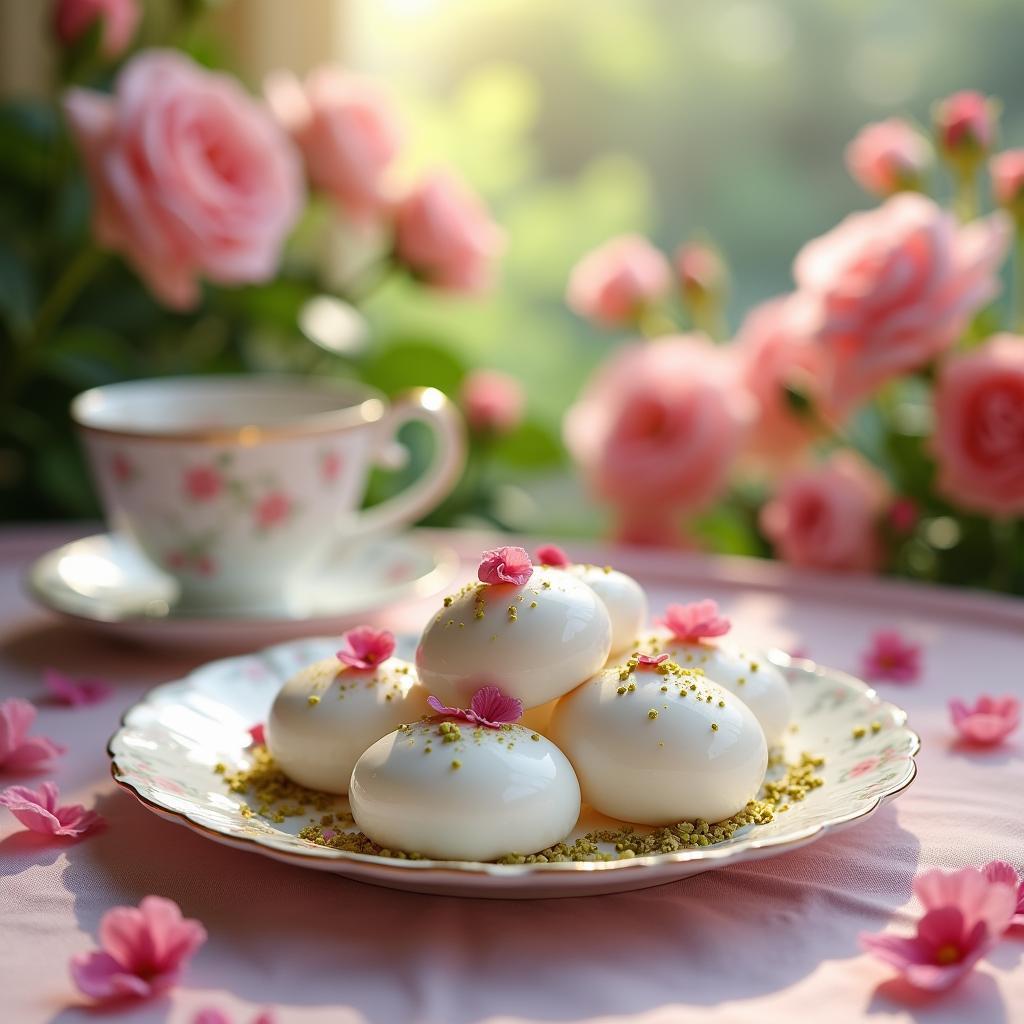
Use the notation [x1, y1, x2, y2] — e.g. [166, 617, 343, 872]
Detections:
[111, 451, 137, 484]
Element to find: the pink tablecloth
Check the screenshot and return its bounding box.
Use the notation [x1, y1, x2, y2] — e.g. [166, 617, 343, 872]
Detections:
[2, 525, 1022, 1024]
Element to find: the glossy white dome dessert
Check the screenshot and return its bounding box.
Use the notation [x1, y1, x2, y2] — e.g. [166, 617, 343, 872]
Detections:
[416, 548, 612, 710]
[350, 689, 581, 861]
[267, 628, 427, 794]
[550, 654, 768, 825]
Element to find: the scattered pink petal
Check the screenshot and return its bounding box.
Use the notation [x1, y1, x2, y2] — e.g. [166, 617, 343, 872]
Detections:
[427, 686, 523, 729]
[950, 695, 1020, 747]
[0, 782, 104, 838]
[636, 653, 669, 669]
[477, 546, 533, 586]
[336, 626, 396, 671]
[914, 865, 1018, 934]
[789, 646, 810, 660]
[248, 723, 266, 747]
[535, 544, 571, 568]
[861, 630, 921, 683]
[43, 667, 113, 707]
[321, 829, 336, 842]
[983, 861, 1024, 925]
[70, 895, 207, 1003]
[193, 1010, 277, 1024]
[658, 600, 731, 642]
[0, 698, 66, 773]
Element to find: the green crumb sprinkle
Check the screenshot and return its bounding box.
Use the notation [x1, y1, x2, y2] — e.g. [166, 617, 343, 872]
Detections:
[718, 700, 726, 708]
[213, 762, 226, 774]
[627, 682, 636, 692]
[541, 581, 551, 589]
[475, 610, 485, 619]
[852, 726, 866, 739]
[616, 686, 627, 695]
[648, 709, 659, 720]
[531, 733, 541, 741]
[711, 723, 719, 731]
[750, 662, 759, 672]
[508, 606, 518, 621]
[871, 721, 882, 733]
[451, 759, 462, 770]
[424, 745, 433, 754]
[530, 601, 538, 608]
[660, 685, 668, 692]
[307, 695, 320, 706]
[439, 722, 462, 744]
[737, 677, 746, 686]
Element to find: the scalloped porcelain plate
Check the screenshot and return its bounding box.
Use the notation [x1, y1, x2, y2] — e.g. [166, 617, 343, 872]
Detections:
[108, 637, 920, 898]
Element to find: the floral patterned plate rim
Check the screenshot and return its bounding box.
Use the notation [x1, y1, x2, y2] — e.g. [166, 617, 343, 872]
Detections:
[108, 637, 920, 898]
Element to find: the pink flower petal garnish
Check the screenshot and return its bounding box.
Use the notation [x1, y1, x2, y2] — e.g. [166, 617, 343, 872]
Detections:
[0, 781, 104, 838]
[658, 600, 731, 642]
[535, 544, 571, 568]
[427, 686, 523, 729]
[636, 653, 669, 668]
[248, 723, 266, 747]
[43, 667, 113, 707]
[336, 626, 396, 671]
[949, 695, 1020, 747]
[983, 860, 1024, 925]
[70, 895, 207, 1003]
[0, 697, 66, 773]
[477, 546, 533, 586]
[861, 630, 921, 682]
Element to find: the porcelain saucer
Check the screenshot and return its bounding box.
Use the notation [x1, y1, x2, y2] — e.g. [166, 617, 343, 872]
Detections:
[27, 532, 458, 649]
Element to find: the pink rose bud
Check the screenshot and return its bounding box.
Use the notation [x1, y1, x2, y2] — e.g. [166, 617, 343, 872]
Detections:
[265, 67, 402, 223]
[567, 234, 671, 328]
[760, 451, 891, 572]
[845, 118, 932, 196]
[934, 90, 998, 156]
[53, 0, 139, 59]
[886, 497, 919, 535]
[674, 242, 727, 301]
[932, 334, 1024, 518]
[63, 51, 304, 310]
[394, 170, 504, 294]
[460, 370, 524, 435]
[990, 149, 1024, 212]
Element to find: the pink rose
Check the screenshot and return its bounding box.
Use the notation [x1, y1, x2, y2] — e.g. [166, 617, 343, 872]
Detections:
[795, 193, 1010, 413]
[53, 0, 139, 59]
[265, 67, 401, 222]
[564, 335, 752, 516]
[64, 50, 304, 310]
[394, 171, 503, 294]
[461, 370, 524, 435]
[990, 149, 1024, 210]
[844, 118, 932, 196]
[567, 235, 671, 327]
[932, 334, 1024, 517]
[934, 90, 997, 155]
[734, 294, 824, 463]
[760, 451, 890, 572]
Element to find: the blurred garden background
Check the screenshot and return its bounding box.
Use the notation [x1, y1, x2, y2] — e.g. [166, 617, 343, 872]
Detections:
[2, 0, 1023, 591]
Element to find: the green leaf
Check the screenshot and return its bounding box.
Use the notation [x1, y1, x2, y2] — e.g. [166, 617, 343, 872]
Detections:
[488, 420, 564, 469]
[360, 339, 467, 397]
[41, 326, 137, 387]
[0, 239, 35, 331]
[0, 100, 62, 189]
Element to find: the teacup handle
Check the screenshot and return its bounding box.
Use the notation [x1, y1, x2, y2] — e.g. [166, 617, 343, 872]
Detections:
[345, 387, 466, 539]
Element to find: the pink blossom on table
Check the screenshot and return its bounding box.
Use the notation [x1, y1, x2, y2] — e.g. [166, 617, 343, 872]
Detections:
[53, 0, 139, 59]
[534, 544, 571, 568]
[990, 149, 1024, 209]
[427, 685, 523, 729]
[63, 50, 304, 310]
[70, 895, 207, 1003]
[983, 861, 1024, 925]
[949, 695, 1020, 747]
[184, 466, 223, 502]
[675, 241, 727, 300]
[254, 491, 292, 530]
[461, 370, 524, 435]
[264, 67, 401, 222]
[932, 335, 1024, 517]
[887, 497, 920, 535]
[934, 90, 997, 154]
[564, 335, 753, 518]
[861, 630, 921, 683]
[394, 170, 503, 294]
[247, 723, 266, 747]
[734, 293, 825, 464]
[635, 653, 669, 669]
[0, 782, 104, 838]
[658, 600, 731, 643]
[760, 451, 890, 573]
[794, 193, 1010, 413]
[193, 1008, 276, 1024]
[860, 864, 1017, 992]
[0, 698, 65, 773]
[43, 667, 112, 707]
[478, 546, 533, 586]
[336, 626, 396, 671]
[845, 118, 932, 196]
[567, 234, 671, 327]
